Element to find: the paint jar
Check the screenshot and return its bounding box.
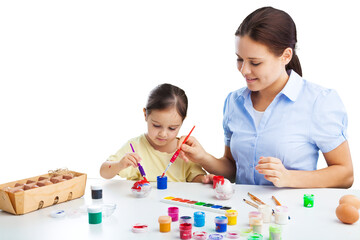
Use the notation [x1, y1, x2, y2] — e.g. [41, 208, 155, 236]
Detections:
[269, 224, 282, 240]
[247, 233, 263, 240]
[303, 194, 314, 208]
[225, 209, 238, 225]
[248, 211, 262, 225]
[214, 216, 228, 233]
[209, 233, 224, 240]
[179, 223, 192, 239]
[275, 206, 289, 225]
[157, 176, 167, 190]
[87, 205, 102, 224]
[168, 207, 179, 222]
[179, 216, 192, 224]
[194, 211, 205, 227]
[193, 231, 208, 240]
[158, 216, 172, 232]
[91, 185, 102, 199]
[257, 204, 272, 223]
[213, 175, 224, 189]
[251, 217, 263, 234]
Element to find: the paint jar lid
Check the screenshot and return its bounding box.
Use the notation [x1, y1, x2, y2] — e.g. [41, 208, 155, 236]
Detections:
[226, 231, 241, 239]
[158, 215, 172, 223]
[132, 223, 148, 233]
[88, 205, 102, 213]
[193, 231, 208, 240]
[269, 224, 282, 233]
[225, 209, 238, 217]
[50, 210, 66, 218]
[91, 185, 102, 190]
[214, 216, 228, 224]
[179, 222, 192, 230]
[275, 205, 288, 213]
[247, 233, 263, 240]
[168, 207, 179, 213]
[208, 233, 224, 240]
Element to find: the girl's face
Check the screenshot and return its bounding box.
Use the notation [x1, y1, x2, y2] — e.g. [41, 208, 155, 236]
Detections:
[235, 35, 291, 93]
[144, 107, 183, 152]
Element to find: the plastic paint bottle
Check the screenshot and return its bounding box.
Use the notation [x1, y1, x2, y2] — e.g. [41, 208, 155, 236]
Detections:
[269, 224, 282, 240]
[158, 216, 172, 232]
[87, 205, 102, 224]
[274, 206, 289, 225]
[179, 216, 192, 224]
[157, 176, 167, 189]
[225, 209, 238, 225]
[214, 216, 228, 233]
[179, 223, 192, 239]
[194, 211, 205, 227]
[257, 205, 272, 223]
[248, 211, 262, 226]
[303, 194, 314, 208]
[91, 185, 103, 199]
[168, 207, 179, 222]
[251, 217, 263, 234]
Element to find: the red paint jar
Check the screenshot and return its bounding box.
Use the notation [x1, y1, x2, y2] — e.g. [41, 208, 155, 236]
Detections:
[212, 176, 224, 189]
[179, 223, 192, 239]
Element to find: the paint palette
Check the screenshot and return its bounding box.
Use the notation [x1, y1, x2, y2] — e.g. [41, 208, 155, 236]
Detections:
[160, 196, 233, 214]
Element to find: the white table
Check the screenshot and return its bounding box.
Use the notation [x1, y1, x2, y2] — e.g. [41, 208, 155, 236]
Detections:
[0, 178, 359, 240]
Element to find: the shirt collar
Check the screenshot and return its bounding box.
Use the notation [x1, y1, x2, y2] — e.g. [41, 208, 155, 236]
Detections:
[280, 70, 303, 102]
[239, 70, 303, 102]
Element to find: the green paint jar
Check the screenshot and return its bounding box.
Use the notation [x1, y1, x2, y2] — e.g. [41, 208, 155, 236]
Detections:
[88, 205, 102, 224]
[303, 194, 314, 208]
[269, 224, 282, 240]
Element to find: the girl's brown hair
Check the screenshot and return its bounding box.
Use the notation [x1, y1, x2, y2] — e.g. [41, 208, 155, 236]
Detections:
[235, 6, 302, 76]
[145, 83, 188, 121]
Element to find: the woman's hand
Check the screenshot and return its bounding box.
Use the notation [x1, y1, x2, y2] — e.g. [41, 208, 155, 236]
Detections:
[178, 136, 208, 164]
[255, 156, 291, 187]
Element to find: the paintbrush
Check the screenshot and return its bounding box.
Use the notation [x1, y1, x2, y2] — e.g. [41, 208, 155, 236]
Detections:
[272, 195, 281, 206]
[161, 125, 195, 178]
[248, 192, 266, 205]
[243, 198, 259, 209]
[130, 143, 147, 181]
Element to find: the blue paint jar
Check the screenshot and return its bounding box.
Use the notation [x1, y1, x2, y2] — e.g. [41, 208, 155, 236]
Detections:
[157, 176, 167, 190]
[194, 211, 205, 227]
[214, 216, 227, 233]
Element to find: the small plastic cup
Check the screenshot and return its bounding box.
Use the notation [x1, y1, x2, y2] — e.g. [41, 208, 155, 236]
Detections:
[269, 224, 282, 240]
[303, 194, 314, 208]
[258, 204, 272, 223]
[91, 185, 103, 199]
[194, 211, 205, 227]
[180, 223, 192, 239]
[157, 176, 168, 189]
[214, 216, 228, 233]
[274, 206, 289, 225]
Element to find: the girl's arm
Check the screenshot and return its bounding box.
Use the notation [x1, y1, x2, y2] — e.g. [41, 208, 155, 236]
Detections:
[179, 136, 237, 182]
[100, 153, 142, 179]
[255, 141, 353, 188]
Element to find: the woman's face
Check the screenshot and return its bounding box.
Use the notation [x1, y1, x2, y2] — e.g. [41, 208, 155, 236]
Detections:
[144, 107, 182, 151]
[235, 35, 289, 92]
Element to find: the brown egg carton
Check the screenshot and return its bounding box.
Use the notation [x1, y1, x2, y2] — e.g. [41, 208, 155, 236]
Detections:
[0, 171, 87, 215]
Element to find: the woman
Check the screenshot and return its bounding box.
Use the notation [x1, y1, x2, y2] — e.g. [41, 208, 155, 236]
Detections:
[179, 7, 353, 188]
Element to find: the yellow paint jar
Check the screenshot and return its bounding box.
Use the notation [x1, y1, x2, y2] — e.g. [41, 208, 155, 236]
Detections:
[158, 216, 172, 232]
[225, 210, 238, 225]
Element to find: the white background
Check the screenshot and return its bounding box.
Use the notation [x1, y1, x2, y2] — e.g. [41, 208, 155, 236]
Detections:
[1, 1, 359, 188]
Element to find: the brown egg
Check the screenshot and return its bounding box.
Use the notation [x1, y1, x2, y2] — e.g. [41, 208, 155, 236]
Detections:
[336, 203, 359, 224]
[339, 195, 360, 209]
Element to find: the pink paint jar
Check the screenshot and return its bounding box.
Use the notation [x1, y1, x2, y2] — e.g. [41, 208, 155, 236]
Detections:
[180, 223, 192, 239]
[168, 207, 179, 222]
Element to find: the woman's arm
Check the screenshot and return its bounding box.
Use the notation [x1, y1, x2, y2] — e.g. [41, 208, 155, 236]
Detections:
[255, 141, 353, 188]
[178, 136, 237, 182]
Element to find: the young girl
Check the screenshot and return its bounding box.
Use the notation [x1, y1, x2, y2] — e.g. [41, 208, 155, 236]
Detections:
[100, 83, 209, 183]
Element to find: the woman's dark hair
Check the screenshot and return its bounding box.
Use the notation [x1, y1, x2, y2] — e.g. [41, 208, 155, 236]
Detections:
[145, 83, 188, 121]
[235, 6, 302, 76]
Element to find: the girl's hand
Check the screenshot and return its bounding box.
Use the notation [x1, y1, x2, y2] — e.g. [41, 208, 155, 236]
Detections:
[119, 153, 142, 169]
[177, 136, 208, 164]
[201, 174, 215, 184]
[255, 157, 291, 187]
